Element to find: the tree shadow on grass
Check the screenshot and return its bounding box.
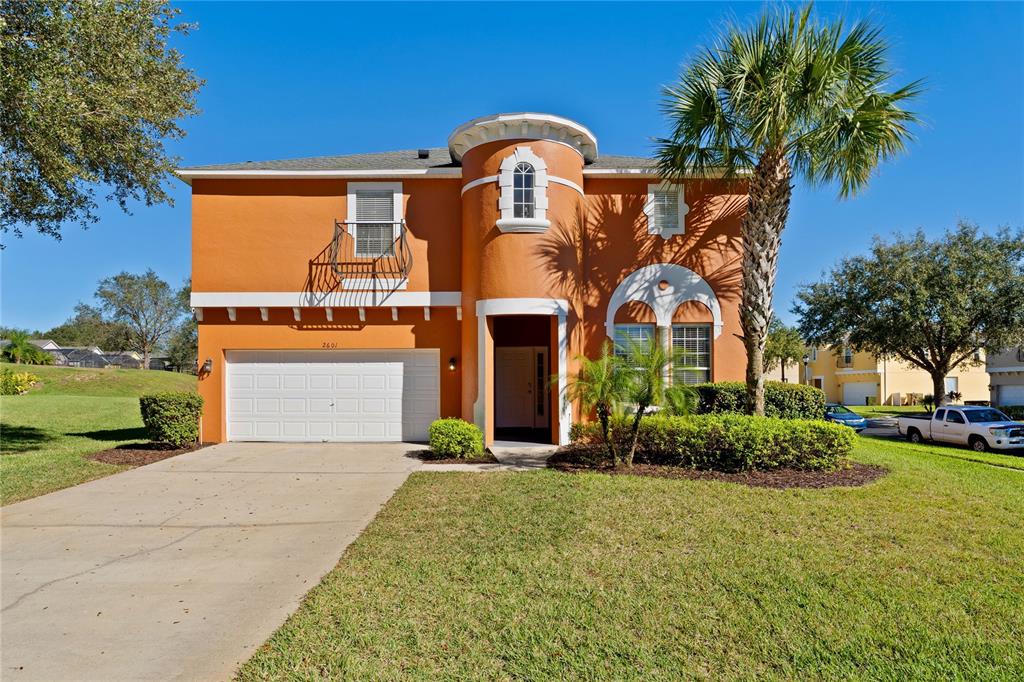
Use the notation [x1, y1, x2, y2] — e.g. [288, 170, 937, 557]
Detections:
[1, 425, 56, 454]
[68, 427, 148, 441]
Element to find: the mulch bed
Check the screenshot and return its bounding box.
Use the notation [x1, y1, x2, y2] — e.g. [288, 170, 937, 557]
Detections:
[88, 442, 208, 467]
[412, 449, 500, 465]
[548, 448, 887, 489]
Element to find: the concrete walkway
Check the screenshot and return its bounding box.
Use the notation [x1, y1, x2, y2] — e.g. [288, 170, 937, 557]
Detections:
[0, 443, 421, 681]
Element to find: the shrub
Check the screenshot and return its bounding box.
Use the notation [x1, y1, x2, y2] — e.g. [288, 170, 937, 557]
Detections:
[570, 413, 854, 471]
[0, 370, 39, 395]
[693, 381, 825, 420]
[999, 405, 1024, 421]
[139, 392, 204, 447]
[428, 418, 484, 458]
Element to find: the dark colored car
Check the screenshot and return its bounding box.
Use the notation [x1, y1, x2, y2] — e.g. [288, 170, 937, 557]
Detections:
[824, 404, 868, 432]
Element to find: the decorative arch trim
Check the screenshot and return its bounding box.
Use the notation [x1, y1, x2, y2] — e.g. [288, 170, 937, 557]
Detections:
[496, 146, 550, 232]
[605, 264, 723, 339]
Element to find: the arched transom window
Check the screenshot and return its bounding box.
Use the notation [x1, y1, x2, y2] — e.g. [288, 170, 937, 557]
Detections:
[513, 162, 535, 219]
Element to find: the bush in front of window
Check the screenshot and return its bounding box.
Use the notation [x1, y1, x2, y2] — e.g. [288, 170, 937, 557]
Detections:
[693, 381, 825, 420]
[428, 418, 484, 459]
[570, 413, 853, 471]
[139, 392, 204, 447]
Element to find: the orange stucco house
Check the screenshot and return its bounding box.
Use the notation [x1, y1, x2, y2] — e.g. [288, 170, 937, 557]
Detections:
[179, 113, 747, 446]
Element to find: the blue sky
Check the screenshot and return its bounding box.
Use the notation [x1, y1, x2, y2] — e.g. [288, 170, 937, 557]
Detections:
[3, 1, 1022, 332]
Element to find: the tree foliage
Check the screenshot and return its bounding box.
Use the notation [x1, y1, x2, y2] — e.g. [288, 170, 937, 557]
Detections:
[45, 302, 130, 350]
[95, 269, 187, 369]
[1, 330, 52, 364]
[563, 342, 632, 466]
[657, 3, 921, 415]
[764, 318, 805, 380]
[166, 278, 197, 371]
[0, 0, 202, 241]
[793, 223, 1024, 405]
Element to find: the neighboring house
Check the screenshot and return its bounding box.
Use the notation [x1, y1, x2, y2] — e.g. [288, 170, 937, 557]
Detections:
[179, 112, 747, 445]
[61, 347, 110, 368]
[0, 338, 67, 364]
[148, 356, 174, 371]
[28, 339, 61, 351]
[987, 347, 1024, 406]
[102, 351, 144, 369]
[800, 346, 989, 405]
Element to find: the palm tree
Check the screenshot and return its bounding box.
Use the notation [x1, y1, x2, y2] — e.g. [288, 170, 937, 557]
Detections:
[657, 4, 921, 415]
[563, 341, 631, 465]
[2, 331, 46, 365]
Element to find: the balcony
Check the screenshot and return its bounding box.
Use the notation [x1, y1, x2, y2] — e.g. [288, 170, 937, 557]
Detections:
[330, 220, 412, 288]
[836, 358, 855, 368]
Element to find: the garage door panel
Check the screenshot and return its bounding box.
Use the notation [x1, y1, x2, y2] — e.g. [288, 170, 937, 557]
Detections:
[843, 381, 876, 406]
[226, 349, 439, 442]
[999, 385, 1024, 406]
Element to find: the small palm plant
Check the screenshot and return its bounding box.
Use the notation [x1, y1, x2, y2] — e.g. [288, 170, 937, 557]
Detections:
[1, 331, 50, 365]
[563, 341, 631, 466]
[658, 4, 921, 416]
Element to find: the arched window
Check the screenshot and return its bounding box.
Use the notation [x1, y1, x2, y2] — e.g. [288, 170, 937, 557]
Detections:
[513, 162, 535, 218]
[496, 146, 549, 232]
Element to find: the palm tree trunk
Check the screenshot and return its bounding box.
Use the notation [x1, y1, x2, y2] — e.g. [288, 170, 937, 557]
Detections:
[624, 402, 647, 468]
[598, 406, 619, 466]
[740, 150, 793, 415]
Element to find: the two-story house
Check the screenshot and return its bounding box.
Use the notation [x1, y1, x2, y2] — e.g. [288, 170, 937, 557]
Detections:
[987, 347, 1024, 406]
[179, 112, 747, 446]
[800, 345, 990, 406]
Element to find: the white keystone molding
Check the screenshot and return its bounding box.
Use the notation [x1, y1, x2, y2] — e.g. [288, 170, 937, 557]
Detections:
[605, 264, 723, 339]
[190, 291, 461, 308]
[259, 307, 269, 321]
[292, 307, 301, 322]
[325, 308, 333, 322]
[227, 307, 237, 322]
[644, 182, 689, 238]
[474, 297, 570, 446]
[496, 146, 550, 232]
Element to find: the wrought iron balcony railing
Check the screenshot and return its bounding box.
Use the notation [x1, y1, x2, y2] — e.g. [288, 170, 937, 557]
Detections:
[330, 220, 413, 286]
[836, 358, 855, 368]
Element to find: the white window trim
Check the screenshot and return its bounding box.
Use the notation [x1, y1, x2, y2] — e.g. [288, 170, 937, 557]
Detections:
[496, 147, 550, 232]
[346, 182, 404, 252]
[644, 182, 689, 238]
[671, 323, 712, 383]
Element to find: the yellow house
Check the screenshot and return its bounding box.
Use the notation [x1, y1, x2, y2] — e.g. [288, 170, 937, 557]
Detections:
[799, 346, 990, 406]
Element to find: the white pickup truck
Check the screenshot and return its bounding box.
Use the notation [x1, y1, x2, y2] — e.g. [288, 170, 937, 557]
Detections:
[898, 406, 1024, 452]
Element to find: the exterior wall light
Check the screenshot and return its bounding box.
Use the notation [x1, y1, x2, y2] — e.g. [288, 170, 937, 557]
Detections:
[448, 357, 457, 371]
[201, 357, 213, 374]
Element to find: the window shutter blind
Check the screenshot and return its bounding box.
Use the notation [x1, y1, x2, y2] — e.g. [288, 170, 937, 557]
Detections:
[354, 190, 395, 257]
[653, 190, 679, 232]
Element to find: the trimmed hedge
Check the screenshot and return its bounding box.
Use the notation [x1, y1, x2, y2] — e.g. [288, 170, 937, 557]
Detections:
[139, 392, 204, 447]
[694, 381, 825, 420]
[999, 405, 1024, 421]
[1, 370, 39, 395]
[428, 418, 484, 458]
[571, 414, 854, 471]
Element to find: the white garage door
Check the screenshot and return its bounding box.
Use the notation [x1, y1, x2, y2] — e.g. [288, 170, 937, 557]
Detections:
[226, 350, 439, 442]
[842, 381, 877, 406]
[998, 385, 1024, 406]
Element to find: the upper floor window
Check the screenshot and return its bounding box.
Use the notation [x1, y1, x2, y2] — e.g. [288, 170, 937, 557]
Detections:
[347, 182, 402, 258]
[810, 347, 818, 361]
[843, 346, 853, 365]
[497, 146, 549, 232]
[673, 324, 711, 384]
[513, 163, 535, 219]
[645, 183, 688, 238]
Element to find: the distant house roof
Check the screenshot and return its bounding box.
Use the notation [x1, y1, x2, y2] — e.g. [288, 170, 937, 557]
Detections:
[176, 148, 660, 183]
[29, 339, 61, 350]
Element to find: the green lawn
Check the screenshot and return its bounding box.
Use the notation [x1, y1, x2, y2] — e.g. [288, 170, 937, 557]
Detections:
[239, 439, 1024, 680]
[1, 364, 197, 505]
[2, 361, 196, 396]
[850, 404, 929, 418]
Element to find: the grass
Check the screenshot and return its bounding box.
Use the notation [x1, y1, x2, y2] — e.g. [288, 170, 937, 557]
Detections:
[1, 363, 196, 505]
[850, 404, 929, 418]
[239, 439, 1024, 680]
[2, 361, 195, 396]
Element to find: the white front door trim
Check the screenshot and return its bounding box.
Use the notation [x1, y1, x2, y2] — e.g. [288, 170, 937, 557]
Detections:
[475, 298, 570, 445]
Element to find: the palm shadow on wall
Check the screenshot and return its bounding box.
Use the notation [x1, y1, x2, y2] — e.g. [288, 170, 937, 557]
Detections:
[535, 184, 746, 352]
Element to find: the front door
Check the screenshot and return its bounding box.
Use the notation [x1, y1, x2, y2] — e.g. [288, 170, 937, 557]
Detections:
[495, 346, 548, 429]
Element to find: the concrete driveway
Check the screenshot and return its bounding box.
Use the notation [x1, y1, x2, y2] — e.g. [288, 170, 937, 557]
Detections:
[1, 443, 422, 681]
